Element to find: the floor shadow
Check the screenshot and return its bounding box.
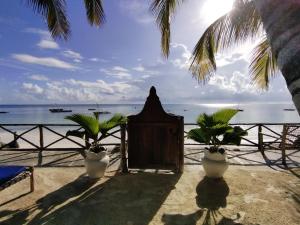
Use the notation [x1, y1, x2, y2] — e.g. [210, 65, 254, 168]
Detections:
[196, 177, 242, 225]
[287, 167, 300, 179]
[162, 176, 243, 225]
[1, 172, 181, 225]
[162, 209, 204, 225]
[196, 177, 229, 210]
[0, 190, 33, 207]
[0, 173, 98, 225]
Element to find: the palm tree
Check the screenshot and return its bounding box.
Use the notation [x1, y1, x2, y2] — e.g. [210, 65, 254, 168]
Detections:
[26, 0, 105, 40]
[151, 0, 300, 115]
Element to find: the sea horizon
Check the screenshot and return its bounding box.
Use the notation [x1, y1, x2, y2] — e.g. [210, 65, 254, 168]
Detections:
[0, 102, 299, 124]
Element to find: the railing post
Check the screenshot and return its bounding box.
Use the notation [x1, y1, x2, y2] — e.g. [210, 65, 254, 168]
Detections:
[39, 125, 44, 150]
[258, 124, 264, 155]
[120, 124, 128, 173]
[281, 124, 287, 166]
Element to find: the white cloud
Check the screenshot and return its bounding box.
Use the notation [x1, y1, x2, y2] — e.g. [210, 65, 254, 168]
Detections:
[113, 66, 128, 72]
[208, 71, 255, 94]
[62, 50, 83, 60]
[12, 54, 76, 70]
[132, 65, 145, 72]
[119, 0, 154, 24]
[73, 59, 82, 63]
[89, 58, 99, 62]
[37, 40, 59, 49]
[29, 74, 49, 81]
[170, 43, 192, 69]
[25, 27, 60, 50]
[89, 58, 109, 63]
[22, 82, 44, 94]
[24, 28, 50, 37]
[21, 79, 139, 103]
[100, 66, 132, 79]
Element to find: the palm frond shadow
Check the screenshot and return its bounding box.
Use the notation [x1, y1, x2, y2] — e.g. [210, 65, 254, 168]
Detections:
[162, 177, 244, 225]
[1, 172, 181, 225]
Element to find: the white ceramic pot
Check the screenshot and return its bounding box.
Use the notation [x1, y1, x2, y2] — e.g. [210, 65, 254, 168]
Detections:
[202, 149, 228, 178]
[84, 149, 110, 179]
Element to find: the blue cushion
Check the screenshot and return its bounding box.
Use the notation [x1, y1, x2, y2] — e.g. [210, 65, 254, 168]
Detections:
[0, 166, 27, 186]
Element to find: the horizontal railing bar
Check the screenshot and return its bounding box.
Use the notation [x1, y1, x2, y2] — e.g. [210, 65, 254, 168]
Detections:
[1, 123, 300, 126]
[184, 123, 300, 126]
[33, 148, 84, 151]
[0, 124, 80, 126]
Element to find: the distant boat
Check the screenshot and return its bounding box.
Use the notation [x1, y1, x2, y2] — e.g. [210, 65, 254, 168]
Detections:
[236, 109, 244, 112]
[49, 108, 72, 113]
[284, 108, 295, 111]
[183, 109, 188, 111]
[94, 111, 111, 114]
[88, 108, 96, 111]
[0, 111, 8, 114]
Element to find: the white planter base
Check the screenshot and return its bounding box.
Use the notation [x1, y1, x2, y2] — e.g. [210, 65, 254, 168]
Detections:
[202, 150, 228, 178]
[85, 150, 110, 179]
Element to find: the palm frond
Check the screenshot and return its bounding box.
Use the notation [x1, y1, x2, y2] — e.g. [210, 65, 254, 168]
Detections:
[197, 113, 214, 128]
[212, 109, 238, 124]
[249, 37, 279, 90]
[84, 0, 105, 26]
[66, 130, 86, 138]
[190, 0, 263, 82]
[65, 114, 99, 137]
[99, 114, 127, 137]
[151, 0, 184, 57]
[187, 128, 209, 144]
[211, 124, 233, 136]
[26, 0, 70, 40]
[222, 126, 248, 145]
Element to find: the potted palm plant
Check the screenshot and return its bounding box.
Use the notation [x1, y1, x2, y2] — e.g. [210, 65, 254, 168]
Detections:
[187, 109, 247, 178]
[65, 112, 127, 179]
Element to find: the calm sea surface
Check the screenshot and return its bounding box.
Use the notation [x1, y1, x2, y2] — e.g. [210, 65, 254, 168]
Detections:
[0, 103, 299, 124]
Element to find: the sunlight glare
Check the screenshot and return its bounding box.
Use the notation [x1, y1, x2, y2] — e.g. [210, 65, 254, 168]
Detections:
[201, 0, 235, 24]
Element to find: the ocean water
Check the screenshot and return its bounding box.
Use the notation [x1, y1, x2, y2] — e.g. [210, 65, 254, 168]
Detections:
[0, 103, 299, 124]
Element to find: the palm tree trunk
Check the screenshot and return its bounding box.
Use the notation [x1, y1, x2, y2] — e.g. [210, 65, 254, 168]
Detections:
[255, 0, 300, 115]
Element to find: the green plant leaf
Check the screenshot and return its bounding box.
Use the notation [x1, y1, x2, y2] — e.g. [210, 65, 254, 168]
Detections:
[197, 113, 215, 128]
[222, 126, 248, 145]
[187, 128, 210, 144]
[99, 114, 127, 137]
[66, 130, 86, 138]
[212, 108, 238, 124]
[65, 114, 99, 137]
[211, 124, 233, 136]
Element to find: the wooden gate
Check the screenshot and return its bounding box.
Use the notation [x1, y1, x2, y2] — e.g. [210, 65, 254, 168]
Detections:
[127, 87, 184, 172]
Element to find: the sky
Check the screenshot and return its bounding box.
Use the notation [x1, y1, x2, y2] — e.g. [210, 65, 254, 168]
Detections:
[0, 0, 293, 104]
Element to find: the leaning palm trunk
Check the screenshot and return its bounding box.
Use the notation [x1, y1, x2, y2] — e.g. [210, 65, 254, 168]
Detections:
[255, 0, 300, 114]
